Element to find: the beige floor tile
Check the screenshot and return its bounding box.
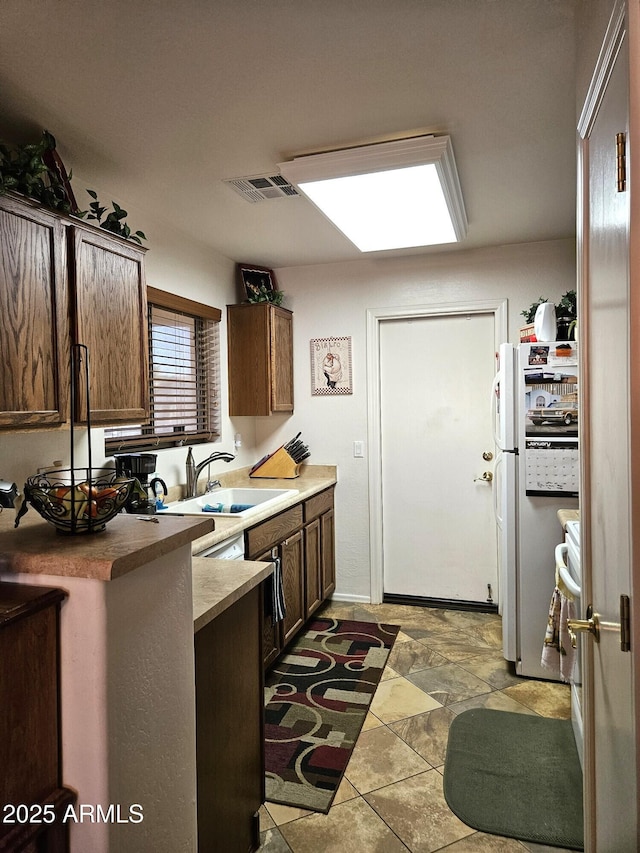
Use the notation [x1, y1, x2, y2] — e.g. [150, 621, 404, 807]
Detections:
[389, 705, 457, 766]
[394, 629, 414, 644]
[502, 680, 571, 719]
[364, 769, 475, 852]
[381, 663, 401, 681]
[260, 804, 276, 831]
[408, 662, 493, 706]
[419, 635, 497, 662]
[259, 827, 294, 852]
[361, 710, 384, 731]
[457, 653, 526, 690]
[443, 831, 529, 850]
[344, 725, 431, 794]
[331, 775, 359, 805]
[387, 638, 450, 676]
[370, 675, 443, 722]
[279, 796, 410, 852]
[266, 802, 312, 826]
[449, 691, 538, 716]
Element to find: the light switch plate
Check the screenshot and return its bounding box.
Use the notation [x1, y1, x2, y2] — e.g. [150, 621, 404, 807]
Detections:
[353, 440, 364, 458]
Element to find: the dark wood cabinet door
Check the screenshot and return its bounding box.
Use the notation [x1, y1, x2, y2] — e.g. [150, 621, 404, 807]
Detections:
[0, 197, 69, 427]
[321, 508, 336, 599]
[304, 517, 322, 618]
[270, 305, 294, 412]
[256, 549, 281, 669]
[227, 303, 293, 416]
[280, 530, 305, 646]
[72, 224, 148, 424]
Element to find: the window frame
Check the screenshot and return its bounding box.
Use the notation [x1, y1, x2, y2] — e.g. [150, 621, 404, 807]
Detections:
[104, 287, 221, 454]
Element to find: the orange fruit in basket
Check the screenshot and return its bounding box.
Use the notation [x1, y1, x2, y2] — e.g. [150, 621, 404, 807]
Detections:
[78, 482, 98, 497]
[52, 486, 71, 503]
[95, 486, 118, 505]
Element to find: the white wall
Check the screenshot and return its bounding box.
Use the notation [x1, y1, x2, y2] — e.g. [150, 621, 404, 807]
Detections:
[265, 238, 576, 600]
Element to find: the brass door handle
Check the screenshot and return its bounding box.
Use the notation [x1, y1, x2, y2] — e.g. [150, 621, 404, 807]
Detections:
[567, 606, 600, 647]
[474, 471, 493, 483]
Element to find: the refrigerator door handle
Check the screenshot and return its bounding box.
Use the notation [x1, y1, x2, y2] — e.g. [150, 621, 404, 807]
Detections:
[491, 373, 500, 447]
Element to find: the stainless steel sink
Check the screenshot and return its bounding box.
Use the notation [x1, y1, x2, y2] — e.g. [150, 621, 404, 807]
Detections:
[159, 488, 299, 518]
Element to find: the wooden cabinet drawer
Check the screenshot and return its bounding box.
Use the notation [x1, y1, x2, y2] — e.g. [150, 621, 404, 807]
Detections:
[304, 487, 334, 522]
[246, 505, 303, 557]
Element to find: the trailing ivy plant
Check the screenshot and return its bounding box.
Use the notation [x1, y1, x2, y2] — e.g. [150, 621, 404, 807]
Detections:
[0, 130, 77, 213]
[85, 190, 147, 244]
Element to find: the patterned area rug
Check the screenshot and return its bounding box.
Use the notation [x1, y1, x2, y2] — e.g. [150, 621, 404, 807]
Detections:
[264, 617, 399, 813]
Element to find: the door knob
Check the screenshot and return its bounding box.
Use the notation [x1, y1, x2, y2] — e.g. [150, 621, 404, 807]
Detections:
[482, 451, 494, 461]
[474, 471, 493, 483]
[567, 605, 600, 647]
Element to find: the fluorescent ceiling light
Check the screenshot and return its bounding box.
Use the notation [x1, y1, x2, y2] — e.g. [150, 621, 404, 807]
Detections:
[278, 135, 467, 252]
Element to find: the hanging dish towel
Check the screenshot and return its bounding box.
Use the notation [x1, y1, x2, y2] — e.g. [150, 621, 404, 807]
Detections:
[541, 586, 577, 682]
[271, 556, 286, 623]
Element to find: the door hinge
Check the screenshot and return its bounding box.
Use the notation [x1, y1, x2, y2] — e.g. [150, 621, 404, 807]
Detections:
[620, 594, 631, 652]
[616, 132, 627, 192]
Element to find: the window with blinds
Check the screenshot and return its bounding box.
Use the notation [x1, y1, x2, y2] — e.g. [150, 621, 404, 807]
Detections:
[104, 288, 221, 453]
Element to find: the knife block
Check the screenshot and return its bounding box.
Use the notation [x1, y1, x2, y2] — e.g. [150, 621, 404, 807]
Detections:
[249, 446, 300, 479]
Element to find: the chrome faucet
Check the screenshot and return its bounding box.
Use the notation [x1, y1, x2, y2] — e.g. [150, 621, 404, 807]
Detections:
[186, 451, 235, 498]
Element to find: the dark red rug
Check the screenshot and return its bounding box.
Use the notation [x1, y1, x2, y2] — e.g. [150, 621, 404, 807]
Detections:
[264, 617, 399, 813]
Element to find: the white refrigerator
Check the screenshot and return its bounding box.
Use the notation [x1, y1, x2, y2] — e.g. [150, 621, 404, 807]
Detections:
[493, 341, 579, 680]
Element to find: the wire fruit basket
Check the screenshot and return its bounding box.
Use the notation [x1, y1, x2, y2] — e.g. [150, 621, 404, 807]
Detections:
[15, 344, 134, 534]
[20, 469, 134, 534]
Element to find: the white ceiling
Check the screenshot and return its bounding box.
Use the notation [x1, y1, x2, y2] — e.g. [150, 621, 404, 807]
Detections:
[0, 0, 577, 269]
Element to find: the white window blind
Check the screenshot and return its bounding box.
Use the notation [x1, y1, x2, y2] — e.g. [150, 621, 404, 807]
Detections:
[105, 289, 221, 453]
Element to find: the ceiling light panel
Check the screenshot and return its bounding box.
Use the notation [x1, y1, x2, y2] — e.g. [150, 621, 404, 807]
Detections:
[278, 135, 467, 252]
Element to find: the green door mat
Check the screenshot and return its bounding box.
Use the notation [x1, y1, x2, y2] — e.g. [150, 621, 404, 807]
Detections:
[443, 708, 584, 850]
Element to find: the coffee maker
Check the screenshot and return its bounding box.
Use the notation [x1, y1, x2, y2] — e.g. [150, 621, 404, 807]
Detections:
[114, 453, 167, 514]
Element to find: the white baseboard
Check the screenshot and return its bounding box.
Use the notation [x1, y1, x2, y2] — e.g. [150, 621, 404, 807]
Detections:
[329, 592, 371, 604]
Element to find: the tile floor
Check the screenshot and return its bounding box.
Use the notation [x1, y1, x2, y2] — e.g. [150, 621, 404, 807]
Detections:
[259, 600, 576, 853]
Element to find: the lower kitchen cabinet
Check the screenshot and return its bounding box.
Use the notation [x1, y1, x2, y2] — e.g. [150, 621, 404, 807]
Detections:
[195, 585, 263, 853]
[0, 582, 76, 853]
[246, 486, 336, 668]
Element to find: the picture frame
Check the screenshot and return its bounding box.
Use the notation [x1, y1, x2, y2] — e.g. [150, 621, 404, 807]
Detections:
[237, 263, 278, 302]
[310, 337, 353, 395]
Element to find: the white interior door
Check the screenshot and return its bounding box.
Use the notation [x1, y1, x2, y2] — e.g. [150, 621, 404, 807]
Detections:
[380, 311, 497, 603]
[580, 11, 637, 850]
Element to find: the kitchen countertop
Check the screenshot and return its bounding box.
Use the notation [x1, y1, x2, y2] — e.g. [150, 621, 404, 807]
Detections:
[192, 557, 274, 632]
[0, 509, 214, 581]
[557, 508, 580, 530]
[0, 465, 336, 621]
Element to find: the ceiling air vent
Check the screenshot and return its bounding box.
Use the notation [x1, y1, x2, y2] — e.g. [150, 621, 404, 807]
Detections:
[224, 173, 300, 203]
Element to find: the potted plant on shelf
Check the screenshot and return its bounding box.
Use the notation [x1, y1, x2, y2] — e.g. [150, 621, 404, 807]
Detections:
[555, 289, 577, 341]
[0, 130, 79, 214]
[520, 296, 549, 343]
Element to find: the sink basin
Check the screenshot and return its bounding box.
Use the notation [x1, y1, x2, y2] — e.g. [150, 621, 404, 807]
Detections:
[159, 488, 299, 518]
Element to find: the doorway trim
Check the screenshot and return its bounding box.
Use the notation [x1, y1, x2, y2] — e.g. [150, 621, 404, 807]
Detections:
[366, 298, 507, 603]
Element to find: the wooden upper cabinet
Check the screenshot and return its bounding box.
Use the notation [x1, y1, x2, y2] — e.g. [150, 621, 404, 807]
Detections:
[0, 196, 69, 427]
[71, 225, 148, 424]
[227, 303, 293, 416]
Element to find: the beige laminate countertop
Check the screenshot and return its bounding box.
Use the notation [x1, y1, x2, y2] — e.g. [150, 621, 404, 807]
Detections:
[557, 508, 580, 530]
[192, 557, 274, 632]
[184, 464, 337, 556]
[0, 509, 214, 581]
